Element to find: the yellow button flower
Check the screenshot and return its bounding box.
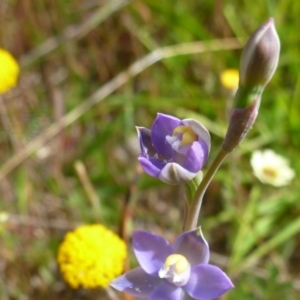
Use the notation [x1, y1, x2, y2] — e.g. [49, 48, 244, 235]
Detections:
[57, 224, 127, 289]
[0, 48, 20, 94]
[220, 69, 239, 90]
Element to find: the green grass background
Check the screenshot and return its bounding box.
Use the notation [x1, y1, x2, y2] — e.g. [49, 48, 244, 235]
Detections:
[0, 0, 300, 299]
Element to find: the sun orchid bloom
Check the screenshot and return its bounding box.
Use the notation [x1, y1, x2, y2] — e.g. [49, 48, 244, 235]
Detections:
[137, 113, 210, 185]
[110, 228, 233, 300]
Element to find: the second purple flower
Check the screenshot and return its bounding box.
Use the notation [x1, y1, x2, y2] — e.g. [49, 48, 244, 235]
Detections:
[137, 113, 210, 184]
[110, 228, 234, 300]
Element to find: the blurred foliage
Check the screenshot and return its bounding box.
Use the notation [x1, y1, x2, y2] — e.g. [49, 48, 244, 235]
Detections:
[0, 0, 300, 299]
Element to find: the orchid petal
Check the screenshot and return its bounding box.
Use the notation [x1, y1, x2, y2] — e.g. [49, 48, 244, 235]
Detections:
[152, 113, 183, 158]
[184, 264, 234, 300]
[181, 293, 195, 300]
[172, 228, 209, 266]
[159, 163, 197, 185]
[149, 280, 182, 300]
[137, 127, 158, 158]
[138, 155, 163, 177]
[183, 141, 209, 173]
[110, 267, 159, 297]
[133, 231, 173, 275]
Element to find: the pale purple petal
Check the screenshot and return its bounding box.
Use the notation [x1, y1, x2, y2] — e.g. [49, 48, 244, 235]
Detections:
[110, 267, 159, 297]
[137, 127, 158, 158]
[149, 281, 182, 300]
[138, 155, 163, 177]
[181, 293, 195, 300]
[159, 163, 197, 184]
[183, 141, 209, 172]
[133, 231, 173, 275]
[172, 228, 209, 266]
[184, 264, 234, 300]
[151, 113, 183, 158]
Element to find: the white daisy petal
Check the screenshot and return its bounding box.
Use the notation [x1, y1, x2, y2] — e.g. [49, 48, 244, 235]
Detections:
[250, 149, 295, 187]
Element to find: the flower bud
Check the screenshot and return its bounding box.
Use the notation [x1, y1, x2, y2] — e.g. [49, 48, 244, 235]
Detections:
[222, 97, 260, 152]
[239, 18, 280, 89]
[222, 19, 280, 152]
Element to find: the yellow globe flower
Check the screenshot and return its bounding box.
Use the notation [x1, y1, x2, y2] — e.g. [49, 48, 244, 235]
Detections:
[57, 224, 127, 289]
[220, 69, 239, 90]
[0, 48, 20, 93]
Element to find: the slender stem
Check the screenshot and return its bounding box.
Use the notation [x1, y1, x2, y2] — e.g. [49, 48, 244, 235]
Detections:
[186, 177, 198, 201]
[183, 148, 229, 231]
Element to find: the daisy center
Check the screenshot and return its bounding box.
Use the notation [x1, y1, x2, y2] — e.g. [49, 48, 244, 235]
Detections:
[262, 166, 278, 179]
[158, 254, 191, 287]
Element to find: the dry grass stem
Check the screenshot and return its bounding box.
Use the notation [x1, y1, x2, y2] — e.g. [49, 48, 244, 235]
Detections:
[0, 38, 241, 181]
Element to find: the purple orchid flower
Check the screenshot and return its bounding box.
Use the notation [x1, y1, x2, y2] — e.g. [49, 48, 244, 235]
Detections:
[137, 113, 210, 185]
[110, 228, 234, 300]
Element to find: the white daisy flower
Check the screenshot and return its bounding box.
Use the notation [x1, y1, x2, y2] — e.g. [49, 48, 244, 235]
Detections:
[250, 149, 295, 187]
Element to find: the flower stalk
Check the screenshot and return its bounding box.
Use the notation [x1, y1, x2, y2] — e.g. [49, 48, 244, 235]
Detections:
[185, 18, 280, 229]
[184, 148, 228, 231]
[111, 18, 281, 300]
[222, 18, 280, 153]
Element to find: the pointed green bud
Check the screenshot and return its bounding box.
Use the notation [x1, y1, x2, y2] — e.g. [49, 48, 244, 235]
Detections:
[222, 19, 280, 152]
[240, 18, 280, 90]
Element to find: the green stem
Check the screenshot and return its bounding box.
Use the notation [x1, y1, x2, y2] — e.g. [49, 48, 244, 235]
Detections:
[186, 175, 201, 202]
[183, 148, 228, 231]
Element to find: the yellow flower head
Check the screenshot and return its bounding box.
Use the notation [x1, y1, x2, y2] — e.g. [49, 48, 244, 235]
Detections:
[220, 69, 239, 90]
[57, 224, 127, 289]
[0, 48, 20, 94]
